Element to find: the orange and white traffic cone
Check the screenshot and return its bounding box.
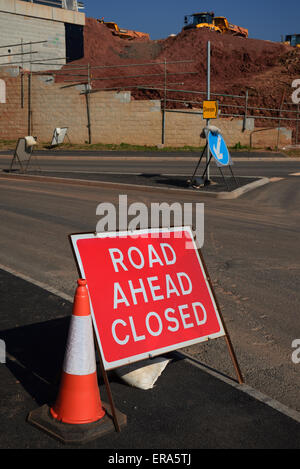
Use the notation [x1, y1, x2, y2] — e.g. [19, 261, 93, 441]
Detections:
[27, 278, 126, 443]
[50, 279, 105, 424]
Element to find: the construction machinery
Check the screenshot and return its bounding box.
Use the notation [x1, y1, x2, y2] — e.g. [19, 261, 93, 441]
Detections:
[97, 18, 150, 40]
[183, 12, 248, 38]
[183, 12, 219, 32]
[283, 34, 300, 48]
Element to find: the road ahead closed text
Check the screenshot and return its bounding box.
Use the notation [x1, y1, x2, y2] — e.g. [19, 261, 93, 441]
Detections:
[72, 228, 225, 370]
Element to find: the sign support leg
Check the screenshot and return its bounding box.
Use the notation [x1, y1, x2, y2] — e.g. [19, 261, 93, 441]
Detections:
[94, 332, 121, 432]
[229, 165, 239, 188]
[218, 167, 230, 191]
[197, 249, 244, 385]
[189, 142, 207, 185]
[223, 333, 244, 385]
[25, 148, 34, 173]
[201, 152, 213, 182]
[9, 139, 24, 172]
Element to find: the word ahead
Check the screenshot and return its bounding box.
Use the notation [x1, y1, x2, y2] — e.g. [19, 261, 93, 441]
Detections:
[71, 227, 225, 370]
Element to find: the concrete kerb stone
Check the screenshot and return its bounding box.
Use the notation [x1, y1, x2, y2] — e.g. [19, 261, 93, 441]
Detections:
[173, 351, 300, 425]
[216, 176, 270, 199]
[0, 171, 270, 199]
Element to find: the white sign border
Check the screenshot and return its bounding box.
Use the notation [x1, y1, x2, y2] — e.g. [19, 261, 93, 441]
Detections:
[70, 226, 225, 370]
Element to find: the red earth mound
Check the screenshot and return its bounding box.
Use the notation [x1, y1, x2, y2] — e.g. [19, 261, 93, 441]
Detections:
[57, 17, 300, 134]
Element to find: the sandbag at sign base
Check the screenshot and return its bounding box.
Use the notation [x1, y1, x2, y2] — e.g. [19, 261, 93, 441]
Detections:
[114, 356, 171, 390]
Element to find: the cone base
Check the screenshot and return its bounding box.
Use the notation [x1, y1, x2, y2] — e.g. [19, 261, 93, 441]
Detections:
[27, 403, 127, 445]
[50, 372, 105, 424]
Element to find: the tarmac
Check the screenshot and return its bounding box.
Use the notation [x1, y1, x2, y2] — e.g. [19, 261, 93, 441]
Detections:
[0, 149, 289, 159]
[0, 267, 300, 450]
[0, 151, 300, 452]
[0, 169, 269, 200]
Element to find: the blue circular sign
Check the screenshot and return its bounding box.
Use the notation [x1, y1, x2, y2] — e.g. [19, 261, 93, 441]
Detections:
[208, 132, 230, 166]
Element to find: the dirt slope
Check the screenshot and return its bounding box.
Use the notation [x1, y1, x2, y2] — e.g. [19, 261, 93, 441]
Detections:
[59, 18, 300, 130]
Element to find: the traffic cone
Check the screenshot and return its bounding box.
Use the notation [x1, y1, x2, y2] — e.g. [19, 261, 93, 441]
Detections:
[27, 278, 127, 444]
[50, 279, 105, 424]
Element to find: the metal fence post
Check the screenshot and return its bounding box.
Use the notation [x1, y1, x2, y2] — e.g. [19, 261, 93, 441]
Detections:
[85, 63, 92, 144]
[296, 104, 299, 145]
[276, 91, 285, 151]
[27, 42, 32, 136]
[161, 58, 167, 145]
[243, 89, 248, 132]
[206, 41, 211, 182]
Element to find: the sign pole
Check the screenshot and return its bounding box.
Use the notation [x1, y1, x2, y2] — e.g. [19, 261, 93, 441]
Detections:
[93, 332, 121, 433]
[206, 41, 211, 184]
[197, 249, 244, 385]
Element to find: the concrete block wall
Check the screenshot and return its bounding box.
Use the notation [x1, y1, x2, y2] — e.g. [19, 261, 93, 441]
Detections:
[31, 76, 88, 142]
[164, 112, 291, 148]
[0, 70, 292, 149]
[0, 10, 66, 71]
[0, 75, 27, 139]
[0, 0, 85, 71]
[90, 93, 162, 146]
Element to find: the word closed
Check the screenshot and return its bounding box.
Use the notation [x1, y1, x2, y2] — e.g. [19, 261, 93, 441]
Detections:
[71, 227, 225, 370]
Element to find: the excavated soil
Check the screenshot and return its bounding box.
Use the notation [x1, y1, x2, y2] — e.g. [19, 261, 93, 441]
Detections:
[57, 18, 300, 134]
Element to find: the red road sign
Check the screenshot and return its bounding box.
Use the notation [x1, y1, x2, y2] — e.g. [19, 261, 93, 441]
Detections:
[71, 227, 225, 370]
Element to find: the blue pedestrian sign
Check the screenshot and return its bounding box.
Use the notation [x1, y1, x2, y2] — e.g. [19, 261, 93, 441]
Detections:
[208, 132, 232, 167]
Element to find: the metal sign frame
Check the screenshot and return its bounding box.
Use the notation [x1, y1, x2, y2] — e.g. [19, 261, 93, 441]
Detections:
[8, 137, 39, 173]
[188, 130, 239, 190]
[70, 227, 226, 369]
[69, 227, 243, 381]
[50, 127, 69, 147]
[69, 226, 244, 432]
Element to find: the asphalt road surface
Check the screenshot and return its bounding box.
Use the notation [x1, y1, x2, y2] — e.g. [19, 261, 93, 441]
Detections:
[1, 151, 300, 178]
[0, 153, 299, 416]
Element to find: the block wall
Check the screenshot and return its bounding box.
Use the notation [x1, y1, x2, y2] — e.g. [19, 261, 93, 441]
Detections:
[0, 71, 292, 149]
[0, 10, 66, 71]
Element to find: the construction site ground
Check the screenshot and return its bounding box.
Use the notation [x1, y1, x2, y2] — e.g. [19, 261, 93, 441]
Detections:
[52, 17, 300, 138]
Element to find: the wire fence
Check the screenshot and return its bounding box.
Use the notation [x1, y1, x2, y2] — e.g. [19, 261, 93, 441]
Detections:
[1, 48, 299, 146]
[43, 61, 299, 147]
[32, 58, 197, 144]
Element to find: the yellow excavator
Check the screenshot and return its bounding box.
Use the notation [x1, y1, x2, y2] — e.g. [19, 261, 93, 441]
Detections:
[283, 34, 300, 48]
[97, 18, 150, 40]
[183, 12, 248, 38]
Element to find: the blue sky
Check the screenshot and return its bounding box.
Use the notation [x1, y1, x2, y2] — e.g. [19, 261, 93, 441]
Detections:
[82, 0, 300, 42]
